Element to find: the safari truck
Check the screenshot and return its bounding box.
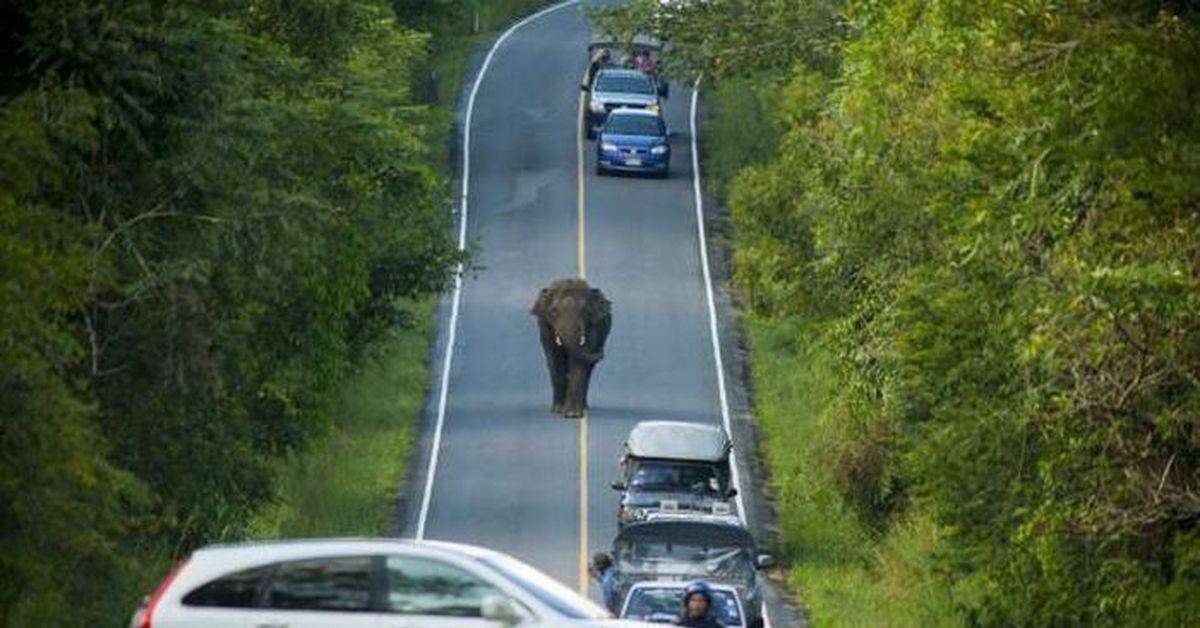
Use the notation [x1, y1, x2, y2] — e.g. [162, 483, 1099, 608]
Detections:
[610, 421, 738, 526]
[611, 517, 773, 628]
[582, 35, 668, 139]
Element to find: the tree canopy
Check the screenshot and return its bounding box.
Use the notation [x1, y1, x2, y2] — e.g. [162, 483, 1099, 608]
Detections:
[0, 0, 465, 623]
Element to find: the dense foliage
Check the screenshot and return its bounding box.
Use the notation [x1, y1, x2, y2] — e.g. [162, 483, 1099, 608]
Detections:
[0, 0, 486, 623]
[600, 0, 1200, 625]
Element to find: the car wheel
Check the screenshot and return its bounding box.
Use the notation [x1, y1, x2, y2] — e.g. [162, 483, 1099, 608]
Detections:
[586, 127, 596, 140]
[596, 163, 606, 176]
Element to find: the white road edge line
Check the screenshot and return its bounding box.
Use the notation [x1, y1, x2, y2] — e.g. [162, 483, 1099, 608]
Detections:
[416, 0, 582, 541]
[690, 77, 772, 628]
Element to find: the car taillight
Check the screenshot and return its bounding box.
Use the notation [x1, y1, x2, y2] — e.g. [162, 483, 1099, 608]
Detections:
[138, 560, 188, 628]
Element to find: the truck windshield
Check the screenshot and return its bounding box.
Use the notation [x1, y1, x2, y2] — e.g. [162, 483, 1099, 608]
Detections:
[595, 73, 655, 95]
[629, 461, 721, 494]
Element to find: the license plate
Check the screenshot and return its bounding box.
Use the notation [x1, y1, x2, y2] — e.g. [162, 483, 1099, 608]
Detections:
[625, 158, 642, 166]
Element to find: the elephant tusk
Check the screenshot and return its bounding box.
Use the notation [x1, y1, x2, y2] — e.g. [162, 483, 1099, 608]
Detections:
[555, 335, 563, 347]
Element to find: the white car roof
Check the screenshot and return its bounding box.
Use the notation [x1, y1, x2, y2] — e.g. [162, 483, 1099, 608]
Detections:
[626, 421, 731, 462]
[192, 537, 498, 566]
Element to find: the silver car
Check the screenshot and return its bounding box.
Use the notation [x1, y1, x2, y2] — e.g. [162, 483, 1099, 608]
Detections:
[583, 69, 662, 139]
[130, 537, 657, 628]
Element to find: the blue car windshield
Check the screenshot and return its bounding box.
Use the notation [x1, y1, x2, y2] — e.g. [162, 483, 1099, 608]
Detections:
[595, 73, 656, 95]
[604, 115, 663, 137]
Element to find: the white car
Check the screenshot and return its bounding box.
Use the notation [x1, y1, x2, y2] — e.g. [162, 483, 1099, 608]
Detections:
[131, 537, 657, 628]
[619, 581, 746, 627]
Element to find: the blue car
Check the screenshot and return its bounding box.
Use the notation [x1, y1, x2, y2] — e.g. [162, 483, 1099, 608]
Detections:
[596, 108, 670, 177]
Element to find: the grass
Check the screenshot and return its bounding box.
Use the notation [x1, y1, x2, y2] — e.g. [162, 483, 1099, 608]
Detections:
[703, 75, 782, 197]
[745, 315, 964, 627]
[246, 299, 434, 538]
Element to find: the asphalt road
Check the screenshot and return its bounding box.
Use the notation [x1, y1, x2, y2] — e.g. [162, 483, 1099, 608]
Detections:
[395, 2, 803, 625]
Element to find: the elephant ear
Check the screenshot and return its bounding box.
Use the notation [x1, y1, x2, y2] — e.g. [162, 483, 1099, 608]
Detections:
[588, 288, 611, 323]
[530, 287, 552, 317]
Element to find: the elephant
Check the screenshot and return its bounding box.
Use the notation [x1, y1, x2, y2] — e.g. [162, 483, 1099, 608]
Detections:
[531, 278, 612, 418]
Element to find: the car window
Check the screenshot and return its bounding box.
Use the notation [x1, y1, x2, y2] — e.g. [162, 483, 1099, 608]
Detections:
[183, 564, 273, 608]
[604, 115, 663, 137]
[595, 73, 655, 95]
[263, 556, 373, 611]
[630, 460, 720, 493]
[478, 555, 609, 620]
[385, 555, 499, 617]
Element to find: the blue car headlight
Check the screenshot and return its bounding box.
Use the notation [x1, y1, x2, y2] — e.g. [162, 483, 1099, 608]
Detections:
[651, 144, 669, 155]
[601, 142, 618, 152]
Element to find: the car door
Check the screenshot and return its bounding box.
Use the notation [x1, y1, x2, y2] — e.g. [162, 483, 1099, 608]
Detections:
[378, 553, 509, 628]
[257, 555, 382, 628]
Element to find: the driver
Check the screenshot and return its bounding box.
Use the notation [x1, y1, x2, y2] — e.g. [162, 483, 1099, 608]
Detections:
[676, 580, 724, 627]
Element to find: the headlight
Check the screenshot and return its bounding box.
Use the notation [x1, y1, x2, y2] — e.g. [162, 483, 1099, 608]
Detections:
[589, 100, 607, 113]
[651, 144, 669, 155]
[647, 103, 660, 112]
[601, 142, 618, 152]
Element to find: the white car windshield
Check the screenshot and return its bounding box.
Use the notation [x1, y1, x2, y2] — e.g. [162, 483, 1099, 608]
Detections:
[624, 586, 744, 626]
[595, 73, 655, 95]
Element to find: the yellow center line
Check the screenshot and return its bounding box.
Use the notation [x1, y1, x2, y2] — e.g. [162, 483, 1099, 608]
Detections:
[577, 87, 588, 281]
[575, 68, 590, 596]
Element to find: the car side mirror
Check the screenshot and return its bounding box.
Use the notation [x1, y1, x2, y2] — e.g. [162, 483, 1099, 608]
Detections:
[580, 82, 590, 92]
[726, 487, 739, 498]
[481, 595, 525, 625]
[756, 553, 775, 569]
[611, 481, 626, 491]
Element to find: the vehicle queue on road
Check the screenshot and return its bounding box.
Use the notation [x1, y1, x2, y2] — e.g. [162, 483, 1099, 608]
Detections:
[580, 35, 773, 628]
[594, 421, 772, 628]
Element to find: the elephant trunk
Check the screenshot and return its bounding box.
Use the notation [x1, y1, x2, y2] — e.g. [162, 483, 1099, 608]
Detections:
[569, 345, 604, 364]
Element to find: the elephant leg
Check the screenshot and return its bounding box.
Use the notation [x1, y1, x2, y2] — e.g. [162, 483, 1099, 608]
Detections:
[563, 361, 587, 418]
[581, 362, 596, 409]
[553, 353, 568, 414]
[543, 346, 568, 414]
